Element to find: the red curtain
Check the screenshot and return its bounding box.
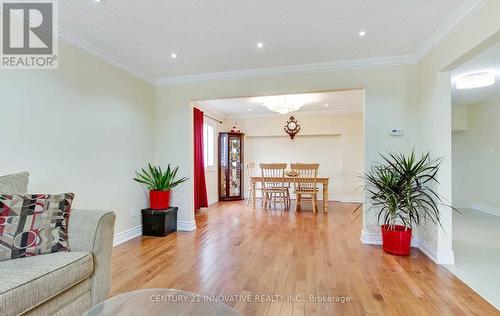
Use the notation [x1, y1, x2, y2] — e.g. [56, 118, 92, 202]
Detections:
[193, 107, 208, 210]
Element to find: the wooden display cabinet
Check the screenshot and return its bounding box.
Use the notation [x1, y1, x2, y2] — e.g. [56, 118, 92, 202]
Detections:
[218, 132, 244, 201]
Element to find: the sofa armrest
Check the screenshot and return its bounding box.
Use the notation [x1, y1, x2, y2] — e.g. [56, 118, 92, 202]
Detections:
[68, 209, 116, 305]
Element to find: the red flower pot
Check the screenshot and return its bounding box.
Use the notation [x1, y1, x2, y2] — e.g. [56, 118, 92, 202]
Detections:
[149, 190, 171, 210]
[381, 224, 412, 256]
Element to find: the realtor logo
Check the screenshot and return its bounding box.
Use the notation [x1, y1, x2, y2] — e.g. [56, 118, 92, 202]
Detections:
[1, 0, 58, 69]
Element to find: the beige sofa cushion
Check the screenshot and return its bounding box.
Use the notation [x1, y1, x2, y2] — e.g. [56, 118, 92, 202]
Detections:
[24, 278, 92, 316]
[0, 172, 29, 194]
[0, 251, 94, 316]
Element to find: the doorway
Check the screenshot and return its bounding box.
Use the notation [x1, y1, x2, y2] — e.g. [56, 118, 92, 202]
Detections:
[193, 89, 365, 208]
[448, 40, 500, 309]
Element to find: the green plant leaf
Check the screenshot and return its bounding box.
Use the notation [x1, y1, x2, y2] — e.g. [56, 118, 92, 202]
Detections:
[133, 163, 189, 192]
[355, 151, 457, 230]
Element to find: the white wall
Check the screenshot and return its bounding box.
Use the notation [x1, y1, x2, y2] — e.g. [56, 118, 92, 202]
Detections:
[0, 42, 156, 237]
[416, 1, 500, 264]
[233, 111, 363, 202]
[155, 64, 419, 235]
[453, 99, 500, 216]
[452, 106, 468, 132]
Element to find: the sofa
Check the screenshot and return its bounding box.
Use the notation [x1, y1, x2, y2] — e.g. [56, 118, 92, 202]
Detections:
[0, 172, 116, 316]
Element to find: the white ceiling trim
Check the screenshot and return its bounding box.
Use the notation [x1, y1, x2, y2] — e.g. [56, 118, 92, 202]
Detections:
[58, 28, 156, 84]
[413, 0, 488, 61]
[156, 54, 415, 86]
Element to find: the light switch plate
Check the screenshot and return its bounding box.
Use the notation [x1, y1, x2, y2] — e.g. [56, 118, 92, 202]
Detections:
[390, 128, 403, 136]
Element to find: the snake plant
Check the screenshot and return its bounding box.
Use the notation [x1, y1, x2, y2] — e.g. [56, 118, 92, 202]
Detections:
[133, 163, 188, 191]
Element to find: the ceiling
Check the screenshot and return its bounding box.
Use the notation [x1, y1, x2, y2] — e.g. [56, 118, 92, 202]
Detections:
[452, 41, 500, 107]
[59, 0, 480, 82]
[196, 90, 364, 117]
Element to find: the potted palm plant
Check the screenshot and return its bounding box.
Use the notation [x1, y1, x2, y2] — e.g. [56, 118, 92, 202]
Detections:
[356, 151, 452, 256]
[133, 163, 188, 210]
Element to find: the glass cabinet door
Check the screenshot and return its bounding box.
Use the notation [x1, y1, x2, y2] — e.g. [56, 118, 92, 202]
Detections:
[228, 135, 241, 197]
[219, 134, 228, 198]
[219, 132, 243, 200]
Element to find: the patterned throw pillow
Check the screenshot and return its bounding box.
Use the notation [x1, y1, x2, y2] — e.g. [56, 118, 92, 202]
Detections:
[0, 193, 74, 262]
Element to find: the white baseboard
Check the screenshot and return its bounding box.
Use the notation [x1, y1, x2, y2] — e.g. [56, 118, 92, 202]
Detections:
[360, 230, 454, 264]
[418, 239, 455, 264]
[360, 230, 383, 245]
[113, 225, 142, 247]
[418, 239, 438, 262]
[113, 220, 197, 246]
[177, 220, 196, 231]
[360, 230, 419, 247]
[469, 203, 500, 217]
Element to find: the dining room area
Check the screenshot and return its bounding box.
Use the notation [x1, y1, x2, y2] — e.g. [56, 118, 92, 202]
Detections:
[193, 89, 365, 213]
[248, 163, 330, 213]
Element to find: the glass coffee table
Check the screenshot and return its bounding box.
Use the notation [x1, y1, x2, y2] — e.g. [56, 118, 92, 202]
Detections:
[83, 289, 243, 316]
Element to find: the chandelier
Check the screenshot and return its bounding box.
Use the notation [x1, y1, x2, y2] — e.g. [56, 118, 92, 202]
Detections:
[263, 98, 303, 114]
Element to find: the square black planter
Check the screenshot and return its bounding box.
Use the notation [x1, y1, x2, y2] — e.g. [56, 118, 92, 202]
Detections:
[141, 207, 178, 237]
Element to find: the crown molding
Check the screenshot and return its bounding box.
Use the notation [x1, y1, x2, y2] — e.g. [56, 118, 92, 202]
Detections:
[58, 28, 156, 85]
[413, 0, 488, 62]
[156, 55, 416, 86]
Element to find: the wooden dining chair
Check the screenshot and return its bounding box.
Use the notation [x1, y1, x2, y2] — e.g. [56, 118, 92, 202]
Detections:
[260, 163, 290, 209]
[245, 162, 261, 206]
[290, 163, 320, 213]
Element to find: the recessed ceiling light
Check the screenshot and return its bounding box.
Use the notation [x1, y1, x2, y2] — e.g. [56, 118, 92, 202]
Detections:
[247, 109, 252, 112]
[455, 71, 496, 90]
[359, 30, 366, 37]
[257, 42, 264, 48]
[170, 53, 177, 59]
[324, 104, 329, 107]
[93, 0, 103, 3]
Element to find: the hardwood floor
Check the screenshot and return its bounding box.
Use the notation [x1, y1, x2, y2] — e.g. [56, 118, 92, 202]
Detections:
[111, 201, 498, 315]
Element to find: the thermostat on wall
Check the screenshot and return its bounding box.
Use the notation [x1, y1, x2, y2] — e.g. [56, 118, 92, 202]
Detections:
[390, 128, 403, 136]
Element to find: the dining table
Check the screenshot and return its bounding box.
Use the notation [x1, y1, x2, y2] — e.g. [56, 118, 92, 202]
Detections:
[250, 176, 330, 213]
